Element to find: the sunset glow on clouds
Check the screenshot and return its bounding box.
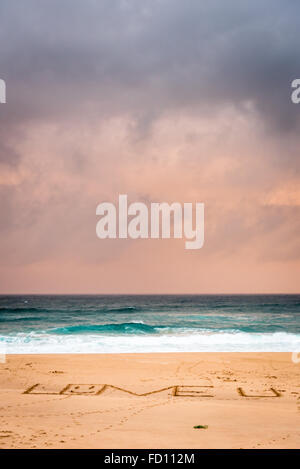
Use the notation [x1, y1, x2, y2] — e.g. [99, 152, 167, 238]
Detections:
[0, 1, 299, 293]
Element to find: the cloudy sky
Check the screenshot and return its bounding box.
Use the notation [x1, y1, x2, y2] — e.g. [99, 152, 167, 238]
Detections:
[0, 0, 299, 293]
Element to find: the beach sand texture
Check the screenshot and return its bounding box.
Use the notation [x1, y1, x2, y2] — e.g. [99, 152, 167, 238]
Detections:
[0, 353, 299, 448]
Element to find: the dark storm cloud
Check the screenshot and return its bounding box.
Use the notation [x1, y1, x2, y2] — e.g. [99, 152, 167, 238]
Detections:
[0, 0, 300, 140]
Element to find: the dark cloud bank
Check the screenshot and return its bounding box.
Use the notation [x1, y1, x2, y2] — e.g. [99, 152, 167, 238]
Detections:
[0, 0, 300, 138]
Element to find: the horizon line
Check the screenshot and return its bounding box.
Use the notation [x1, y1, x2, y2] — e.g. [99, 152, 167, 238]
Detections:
[0, 292, 299, 296]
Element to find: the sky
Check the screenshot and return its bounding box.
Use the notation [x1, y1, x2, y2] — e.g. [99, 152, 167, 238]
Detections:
[0, 0, 299, 293]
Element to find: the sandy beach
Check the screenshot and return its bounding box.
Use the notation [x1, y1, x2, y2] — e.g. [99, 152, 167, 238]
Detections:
[0, 352, 299, 449]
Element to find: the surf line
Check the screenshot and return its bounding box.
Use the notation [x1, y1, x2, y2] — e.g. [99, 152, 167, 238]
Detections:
[96, 194, 204, 250]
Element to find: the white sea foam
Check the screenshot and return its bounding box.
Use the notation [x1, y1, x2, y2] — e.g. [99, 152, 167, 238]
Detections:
[1, 330, 299, 353]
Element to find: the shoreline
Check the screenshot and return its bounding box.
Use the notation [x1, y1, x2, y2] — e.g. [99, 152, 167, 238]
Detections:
[1, 352, 299, 448]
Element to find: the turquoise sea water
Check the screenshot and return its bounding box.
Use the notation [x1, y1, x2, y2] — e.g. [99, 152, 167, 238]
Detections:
[0, 295, 299, 353]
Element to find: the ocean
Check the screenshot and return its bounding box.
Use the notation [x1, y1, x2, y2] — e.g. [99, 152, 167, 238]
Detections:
[0, 294, 299, 353]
